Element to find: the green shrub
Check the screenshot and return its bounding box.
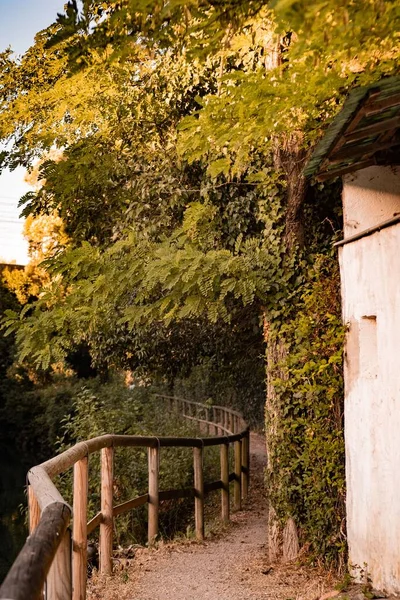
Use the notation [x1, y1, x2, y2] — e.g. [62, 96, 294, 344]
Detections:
[173, 353, 265, 428]
[57, 377, 220, 544]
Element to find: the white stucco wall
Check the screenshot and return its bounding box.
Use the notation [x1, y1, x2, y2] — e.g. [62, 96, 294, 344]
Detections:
[343, 166, 400, 237]
[340, 165, 400, 594]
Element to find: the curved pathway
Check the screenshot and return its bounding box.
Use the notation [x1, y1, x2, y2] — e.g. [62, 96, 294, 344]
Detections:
[132, 433, 267, 600]
[89, 433, 335, 600]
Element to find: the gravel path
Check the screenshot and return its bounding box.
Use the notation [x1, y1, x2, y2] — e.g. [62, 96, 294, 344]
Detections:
[131, 433, 268, 600]
[89, 433, 336, 600]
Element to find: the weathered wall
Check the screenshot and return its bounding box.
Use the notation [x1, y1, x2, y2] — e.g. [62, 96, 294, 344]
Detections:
[343, 165, 400, 237]
[340, 165, 400, 594]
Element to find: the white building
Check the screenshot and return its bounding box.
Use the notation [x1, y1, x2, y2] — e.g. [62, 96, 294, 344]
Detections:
[306, 77, 400, 595]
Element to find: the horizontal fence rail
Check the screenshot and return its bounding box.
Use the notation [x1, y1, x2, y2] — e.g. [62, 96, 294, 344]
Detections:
[0, 395, 250, 600]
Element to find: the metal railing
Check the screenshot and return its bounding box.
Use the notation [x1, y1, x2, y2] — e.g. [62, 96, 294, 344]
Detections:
[0, 395, 250, 600]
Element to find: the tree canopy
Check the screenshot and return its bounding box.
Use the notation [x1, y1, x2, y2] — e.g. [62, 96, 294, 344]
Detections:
[1, 0, 398, 370]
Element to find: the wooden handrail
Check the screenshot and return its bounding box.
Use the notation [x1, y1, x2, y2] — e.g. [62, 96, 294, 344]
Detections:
[0, 503, 71, 600]
[0, 395, 250, 600]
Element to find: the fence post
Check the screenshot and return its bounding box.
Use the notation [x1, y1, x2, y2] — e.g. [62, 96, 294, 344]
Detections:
[212, 408, 218, 435]
[241, 435, 249, 501]
[220, 443, 230, 522]
[47, 529, 72, 600]
[193, 446, 205, 540]
[234, 440, 242, 511]
[223, 410, 229, 432]
[218, 409, 224, 435]
[148, 445, 159, 544]
[72, 456, 88, 600]
[100, 446, 114, 575]
[28, 485, 41, 534]
[27, 486, 44, 599]
[228, 412, 234, 433]
[241, 431, 250, 501]
[247, 430, 250, 488]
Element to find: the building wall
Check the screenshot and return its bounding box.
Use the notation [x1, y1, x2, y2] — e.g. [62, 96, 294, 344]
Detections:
[340, 165, 400, 594]
[343, 165, 400, 237]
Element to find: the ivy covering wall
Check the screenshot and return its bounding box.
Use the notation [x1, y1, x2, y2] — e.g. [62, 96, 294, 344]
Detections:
[266, 254, 346, 568]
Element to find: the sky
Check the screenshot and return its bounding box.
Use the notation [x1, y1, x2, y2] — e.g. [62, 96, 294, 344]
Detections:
[0, 0, 66, 264]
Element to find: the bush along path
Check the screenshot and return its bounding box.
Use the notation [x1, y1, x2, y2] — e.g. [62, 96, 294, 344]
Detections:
[88, 433, 340, 600]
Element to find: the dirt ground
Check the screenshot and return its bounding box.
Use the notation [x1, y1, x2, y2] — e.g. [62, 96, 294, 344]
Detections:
[88, 432, 351, 600]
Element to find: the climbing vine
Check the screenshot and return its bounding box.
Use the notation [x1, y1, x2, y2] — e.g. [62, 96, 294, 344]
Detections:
[266, 254, 346, 568]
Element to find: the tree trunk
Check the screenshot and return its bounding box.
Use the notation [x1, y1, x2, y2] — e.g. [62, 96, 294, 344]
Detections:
[275, 133, 308, 250]
[265, 137, 308, 562]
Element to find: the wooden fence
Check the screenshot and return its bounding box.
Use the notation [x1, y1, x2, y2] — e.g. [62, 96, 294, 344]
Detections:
[0, 395, 250, 600]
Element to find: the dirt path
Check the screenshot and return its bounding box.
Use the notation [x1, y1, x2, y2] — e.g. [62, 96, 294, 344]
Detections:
[131, 433, 268, 600]
[89, 433, 337, 600]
